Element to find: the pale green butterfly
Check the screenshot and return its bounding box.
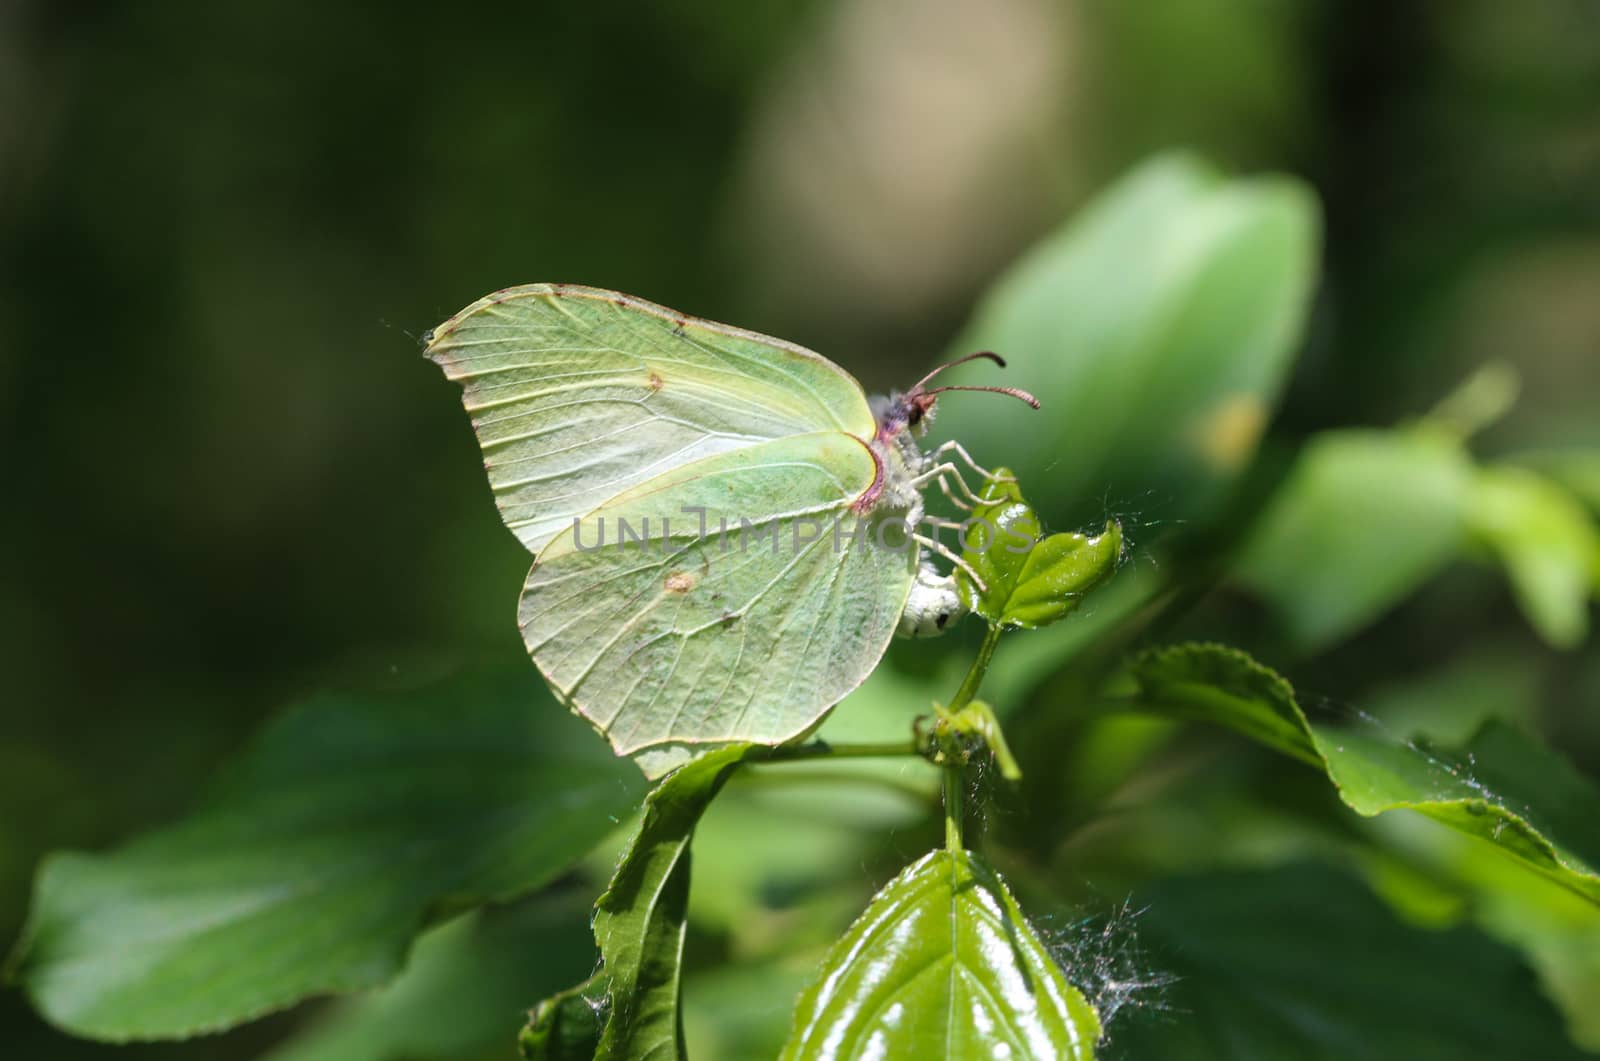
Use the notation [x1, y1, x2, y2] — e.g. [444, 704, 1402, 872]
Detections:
[425, 284, 1037, 776]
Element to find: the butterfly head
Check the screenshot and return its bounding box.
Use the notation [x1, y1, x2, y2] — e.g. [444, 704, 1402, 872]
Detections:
[869, 389, 939, 441]
[872, 351, 1040, 443]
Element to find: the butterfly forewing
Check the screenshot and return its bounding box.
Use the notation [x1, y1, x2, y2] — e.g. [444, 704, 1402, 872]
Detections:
[521, 433, 916, 775]
[426, 285, 877, 553]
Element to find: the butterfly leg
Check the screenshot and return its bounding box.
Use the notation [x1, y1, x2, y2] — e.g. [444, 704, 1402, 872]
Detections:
[914, 532, 987, 594]
[936, 474, 976, 512]
[912, 461, 989, 510]
[929, 440, 1014, 493]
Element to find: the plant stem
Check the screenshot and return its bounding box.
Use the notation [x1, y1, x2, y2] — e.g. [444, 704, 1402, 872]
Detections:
[942, 625, 1003, 852]
[944, 763, 964, 852]
[949, 625, 1003, 714]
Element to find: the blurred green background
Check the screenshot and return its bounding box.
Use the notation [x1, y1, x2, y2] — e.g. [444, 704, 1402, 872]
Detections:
[3, 1, 1598, 1057]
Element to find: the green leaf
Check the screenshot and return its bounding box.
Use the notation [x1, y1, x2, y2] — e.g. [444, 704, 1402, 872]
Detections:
[543, 744, 758, 1061]
[7, 668, 646, 1041]
[960, 471, 1122, 629]
[1365, 811, 1600, 1051]
[1469, 465, 1598, 648]
[262, 891, 596, 1061]
[1122, 644, 1600, 907]
[934, 152, 1320, 531]
[1109, 862, 1591, 1060]
[1234, 427, 1476, 650]
[781, 849, 1100, 1060]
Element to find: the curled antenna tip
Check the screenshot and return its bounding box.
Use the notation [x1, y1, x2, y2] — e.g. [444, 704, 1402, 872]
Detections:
[911, 350, 1010, 393]
[924, 383, 1041, 409]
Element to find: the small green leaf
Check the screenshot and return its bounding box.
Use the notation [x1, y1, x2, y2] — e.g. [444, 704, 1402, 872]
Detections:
[538, 744, 759, 1061]
[933, 152, 1320, 532]
[6, 668, 646, 1041]
[1234, 427, 1476, 651]
[1122, 644, 1600, 907]
[961, 471, 1122, 629]
[1111, 862, 1592, 1060]
[1469, 465, 1598, 648]
[781, 848, 1100, 1060]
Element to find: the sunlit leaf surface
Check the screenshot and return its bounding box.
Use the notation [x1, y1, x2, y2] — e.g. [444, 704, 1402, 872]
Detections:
[782, 848, 1100, 1060]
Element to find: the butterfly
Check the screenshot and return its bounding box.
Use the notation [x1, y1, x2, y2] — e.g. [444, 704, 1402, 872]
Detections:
[426, 284, 1037, 775]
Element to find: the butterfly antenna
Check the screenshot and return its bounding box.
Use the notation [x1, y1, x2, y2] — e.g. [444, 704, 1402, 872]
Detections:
[909, 350, 1008, 394]
[923, 383, 1041, 409]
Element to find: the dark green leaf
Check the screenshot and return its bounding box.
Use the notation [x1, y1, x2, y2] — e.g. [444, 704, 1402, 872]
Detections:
[7, 668, 645, 1041]
[262, 891, 596, 1061]
[934, 152, 1320, 531]
[960, 471, 1122, 629]
[1234, 427, 1475, 651]
[1123, 644, 1600, 906]
[1108, 862, 1591, 1060]
[782, 849, 1100, 1060]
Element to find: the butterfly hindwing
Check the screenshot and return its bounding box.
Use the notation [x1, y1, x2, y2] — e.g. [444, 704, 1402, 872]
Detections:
[521, 432, 917, 775]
